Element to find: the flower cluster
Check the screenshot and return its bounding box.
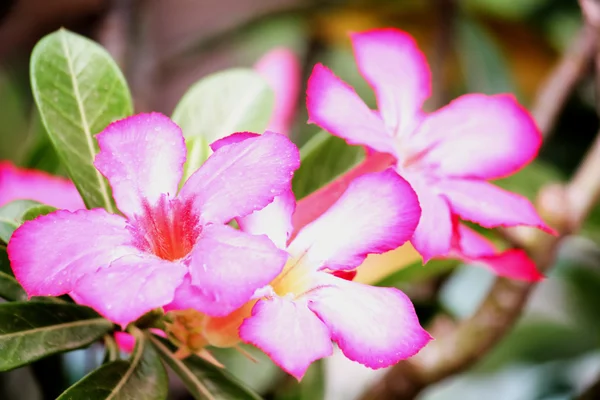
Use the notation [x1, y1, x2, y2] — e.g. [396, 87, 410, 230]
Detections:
[3, 31, 549, 379]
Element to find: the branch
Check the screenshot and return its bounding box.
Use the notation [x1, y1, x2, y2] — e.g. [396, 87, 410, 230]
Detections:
[532, 25, 595, 138]
[360, 8, 600, 400]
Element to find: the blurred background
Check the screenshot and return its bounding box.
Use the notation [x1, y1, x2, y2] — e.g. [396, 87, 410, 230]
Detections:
[1, 0, 600, 399]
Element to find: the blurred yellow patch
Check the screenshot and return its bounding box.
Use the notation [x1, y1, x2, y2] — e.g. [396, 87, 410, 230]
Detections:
[354, 243, 422, 285]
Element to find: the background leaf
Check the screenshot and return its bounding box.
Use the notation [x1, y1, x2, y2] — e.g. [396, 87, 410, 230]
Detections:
[30, 28, 133, 212]
[456, 15, 517, 95]
[273, 360, 325, 400]
[0, 200, 55, 243]
[292, 131, 365, 199]
[171, 68, 274, 181]
[57, 331, 168, 400]
[150, 335, 261, 400]
[0, 272, 27, 302]
[0, 302, 112, 371]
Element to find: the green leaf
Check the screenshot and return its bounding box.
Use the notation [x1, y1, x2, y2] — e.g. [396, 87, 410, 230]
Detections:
[0, 199, 56, 243]
[292, 131, 365, 199]
[274, 360, 324, 400]
[150, 335, 261, 400]
[30, 28, 133, 212]
[172, 68, 274, 181]
[456, 16, 517, 95]
[375, 259, 459, 287]
[0, 302, 112, 371]
[57, 329, 168, 400]
[0, 271, 27, 302]
[0, 245, 11, 276]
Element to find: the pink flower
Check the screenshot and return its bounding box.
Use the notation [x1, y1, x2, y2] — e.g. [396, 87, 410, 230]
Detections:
[305, 28, 552, 281]
[254, 47, 301, 136]
[0, 161, 84, 210]
[7, 113, 300, 327]
[195, 133, 431, 379]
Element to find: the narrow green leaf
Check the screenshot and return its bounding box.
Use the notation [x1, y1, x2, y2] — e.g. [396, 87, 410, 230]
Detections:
[172, 68, 274, 181]
[0, 199, 56, 243]
[57, 329, 168, 400]
[150, 335, 261, 400]
[0, 271, 27, 301]
[30, 28, 133, 211]
[292, 131, 364, 199]
[0, 302, 112, 371]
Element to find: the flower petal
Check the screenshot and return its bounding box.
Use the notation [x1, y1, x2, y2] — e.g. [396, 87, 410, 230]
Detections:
[409, 178, 453, 261]
[239, 297, 333, 379]
[351, 28, 431, 137]
[0, 161, 84, 210]
[8, 209, 138, 297]
[292, 152, 396, 235]
[237, 189, 295, 249]
[179, 132, 300, 224]
[94, 113, 187, 217]
[436, 179, 551, 231]
[73, 254, 186, 327]
[453, 224, 543, 281]
[254, 48, 301, 136]
[186, 224, 288, 316]
[306, 64, 397, 156]
[210, 132, 259, 152]
[307, 275, 431, 369]
[289, 169, 420, 271]
[414, 94, 541, 179]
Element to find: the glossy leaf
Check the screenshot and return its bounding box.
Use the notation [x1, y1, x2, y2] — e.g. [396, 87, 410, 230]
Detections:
[0, 302, 112, 371]
[0, 271, 27, 302]
[0, 245, 11, 275]
[150, 335, 261, 400]
[292, 131, 365, 199]
[0, 199, 56, 243]
[171, 68, 274, 181]
[57, 330, 167, 400]
[30, 28, 133, 212]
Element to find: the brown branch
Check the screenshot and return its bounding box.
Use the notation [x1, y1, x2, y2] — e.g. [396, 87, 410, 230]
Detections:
[532, 25, 595, 138]
[360, 7, 600, 400]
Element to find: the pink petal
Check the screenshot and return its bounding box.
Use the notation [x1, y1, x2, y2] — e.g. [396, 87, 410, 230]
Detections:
[210, 132, 259, 152]
[292, 152, 396, 235]
[409, 177, 454, 261]
[306, 64, 397, 156]
[237, 189, 296, 249]
[414, 94, 541, 179]
[114, 332, 136, 353]
[239, 297, 333, 380]
[179, 132, 300, 224]
[186, 224, 288, 316]
[8, 209, 138, 297]
[436, 179, 551, 232]
[307, 275, 431, 368]
[254, 48, 301, 136]
[94, 113, 187, 217]
[0, 161, 84, 210]
[350, 28, 431, 137]
[73, 254, 186, 327]
[114, 329, 166, 354]
[453, 224, 543, 281]
[289, 169, 420, 271]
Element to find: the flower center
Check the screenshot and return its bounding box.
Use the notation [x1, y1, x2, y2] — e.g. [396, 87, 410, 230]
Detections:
[271, 256, 313, 298]
[129, 196, 201, 261]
